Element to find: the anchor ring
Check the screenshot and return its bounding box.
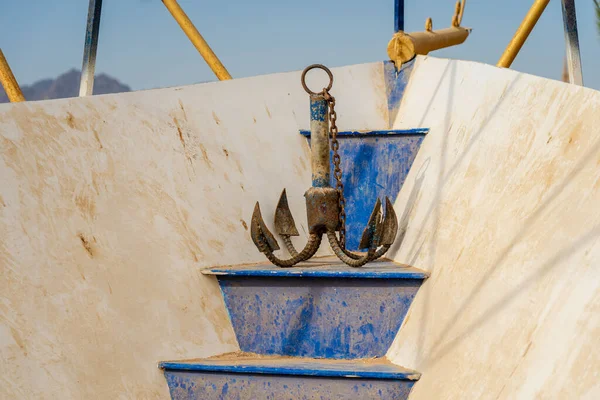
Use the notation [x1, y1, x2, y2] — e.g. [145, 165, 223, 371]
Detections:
[301, 64, 333, 96]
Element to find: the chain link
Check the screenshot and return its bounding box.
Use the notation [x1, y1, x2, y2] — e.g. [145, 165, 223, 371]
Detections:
[323, 89, 346, 249]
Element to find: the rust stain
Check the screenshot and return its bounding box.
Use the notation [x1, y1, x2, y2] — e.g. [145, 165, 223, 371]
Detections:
[298, 156, 307, 170]
[212, 111, 221, 125]
[223, 172, 230, 182]
[240, 219, 248, 230]
[78, 233, 94, 257]
[455, 248, 464, 262]
[141, 120, 153, 130]
[569, 122, 582, 143]
[10, 327, 27, 355]
[173, 117, 194, 168]
[234, 158, 243, 173]
[157, 200, 206, 262]
[173, 117, 186, 149]
[226, 222, 236, 233]
[4, 105, 64, 139]
[91, 172, 103, 195]
[370, 65, 388, 124]
[66, 112, 76, 129]
[75, 192, 96, 219]
[563, 119, 583, 155]
[264, 105, 272, 118]
[108, 282, 113, 294]
[522, 341, 533, 358]
[210, 214, 237, 233]
[253, 117, 257, 123]
[208, 239, 225, 252]
[293, 159, 304, 177]
[198, 143, 213, 169]
[92, 128, 103, 149]
[0, 195, 5, 207]
[178, 100, 188, 121]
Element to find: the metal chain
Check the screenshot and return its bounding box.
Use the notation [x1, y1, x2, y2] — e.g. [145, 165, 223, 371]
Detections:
[323, 89, 346, 249]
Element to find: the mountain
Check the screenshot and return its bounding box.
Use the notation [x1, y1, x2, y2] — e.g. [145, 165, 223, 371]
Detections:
[0, 69, 131, 103]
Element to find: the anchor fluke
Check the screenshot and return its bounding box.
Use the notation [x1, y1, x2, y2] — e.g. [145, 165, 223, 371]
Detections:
[251, 202, 280, 252]
[358, 198, 383, 250]
[380, 197, 398, 246]
[251, 200, 323, 267]
[274, 189, 299, 236]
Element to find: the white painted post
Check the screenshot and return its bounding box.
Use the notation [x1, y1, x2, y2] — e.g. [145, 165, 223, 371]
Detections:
[79, 0, 103, 96]
[560, 0, 583, 86]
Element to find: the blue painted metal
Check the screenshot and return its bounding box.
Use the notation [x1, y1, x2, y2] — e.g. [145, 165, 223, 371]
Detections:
[310, 95, 330, 188]
[310, 97, 327, 122]
[204, 257, 428, 279]
[384, 59, 415, 128]
[339, 133, 424, 251]
[163, 371, 415, 400]
[394, 0, 405, 32]
[213, 259, 424, 359]
[299, 128, 429, 138]
[301, 129, 426, 251]
[160, 354, 420, 380]
[161, 355, 418, 399]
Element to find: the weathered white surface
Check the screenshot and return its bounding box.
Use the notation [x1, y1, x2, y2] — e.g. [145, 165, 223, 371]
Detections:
[4, 54, 599, 399]
[0, 63, 390, 399]
[388, 56, 600, 399]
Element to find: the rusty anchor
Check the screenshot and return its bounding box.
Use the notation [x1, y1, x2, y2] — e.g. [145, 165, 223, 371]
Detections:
[250, 64, 398, 268]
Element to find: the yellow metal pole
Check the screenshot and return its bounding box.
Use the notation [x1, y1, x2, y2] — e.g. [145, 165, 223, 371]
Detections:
[457, 0, 466, 26]
[387, 27, 471, 67]
[0, 49, 25, 102]
[497, 0, 550, 68]
[161, 0, 232, 81]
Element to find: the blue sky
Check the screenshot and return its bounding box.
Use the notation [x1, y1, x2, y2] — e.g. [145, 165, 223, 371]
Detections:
[1, 0, 599, 91]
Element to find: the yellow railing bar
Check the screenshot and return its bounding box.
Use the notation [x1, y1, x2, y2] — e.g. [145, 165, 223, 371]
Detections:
[452, 0, 467, 27]
[0, 49, 25, 103]
[497, 0, 550, 68]
[457, 0, 466, 26]
[161, 0, 232, 81]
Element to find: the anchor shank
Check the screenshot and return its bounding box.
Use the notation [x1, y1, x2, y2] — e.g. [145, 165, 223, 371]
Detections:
[310, 94, 330, 188]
